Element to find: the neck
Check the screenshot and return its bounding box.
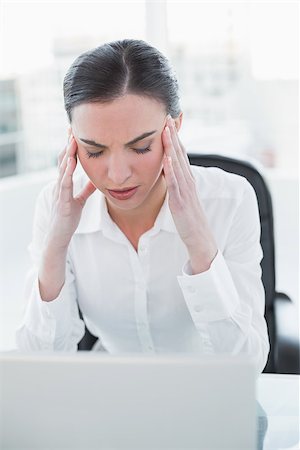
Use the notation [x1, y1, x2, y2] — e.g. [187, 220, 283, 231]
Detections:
[106, 174, 167, 235]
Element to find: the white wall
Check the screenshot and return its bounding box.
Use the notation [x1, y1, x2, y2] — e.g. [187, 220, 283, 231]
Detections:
[254, 81, 299, 173]
[0, 169, 56, 350]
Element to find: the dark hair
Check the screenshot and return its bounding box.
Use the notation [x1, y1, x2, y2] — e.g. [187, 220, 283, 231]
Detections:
[63, 39, 181, 122]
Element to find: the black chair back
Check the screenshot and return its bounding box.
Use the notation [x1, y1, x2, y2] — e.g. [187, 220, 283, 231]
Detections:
[188, 154, 276, 372]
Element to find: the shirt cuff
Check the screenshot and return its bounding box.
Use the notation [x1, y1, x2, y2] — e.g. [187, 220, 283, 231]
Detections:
[177, 250, 239, 322]
[23, 275, 73, 341]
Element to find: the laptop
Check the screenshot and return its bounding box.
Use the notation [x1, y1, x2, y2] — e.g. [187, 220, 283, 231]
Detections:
[0, 352, 257, 449]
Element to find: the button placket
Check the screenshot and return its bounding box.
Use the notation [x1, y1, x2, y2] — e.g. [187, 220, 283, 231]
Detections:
[187, 285, 196, 294]
[128, 245, 155, 353]
[138, 237, 149, 258]
[138, 237, 151, 286]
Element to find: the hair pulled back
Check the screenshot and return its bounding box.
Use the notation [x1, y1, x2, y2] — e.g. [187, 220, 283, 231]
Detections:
[63, 39, 181, 122]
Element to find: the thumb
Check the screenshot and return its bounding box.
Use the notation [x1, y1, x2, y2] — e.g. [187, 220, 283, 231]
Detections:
[77, 181, 97, 206]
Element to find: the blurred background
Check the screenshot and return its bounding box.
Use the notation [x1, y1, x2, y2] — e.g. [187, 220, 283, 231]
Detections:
[0, 0, 298, 350]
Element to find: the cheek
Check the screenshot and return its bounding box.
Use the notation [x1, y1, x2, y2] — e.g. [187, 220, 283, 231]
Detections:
[78, 152, 91, 175]
[136, 152, 163, 179]
[78, 151, 103, 182]
[150, 144, 164, 173]
[145, 141, 164, 167]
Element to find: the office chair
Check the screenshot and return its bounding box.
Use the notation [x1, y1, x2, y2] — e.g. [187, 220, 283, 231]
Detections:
[188, 153, 299, 374]
[78, 153, 300, 375]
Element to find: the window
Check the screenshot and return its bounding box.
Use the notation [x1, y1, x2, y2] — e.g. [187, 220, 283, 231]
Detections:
[165, 1, 298, 170]
[0, 1, 298, 176]
[0, 1, 146, 176]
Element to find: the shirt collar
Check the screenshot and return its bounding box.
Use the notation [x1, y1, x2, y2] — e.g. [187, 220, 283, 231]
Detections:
[74, 175, 177, 235]
[153, 191, 177, 233]
[74, 187, 103, 234]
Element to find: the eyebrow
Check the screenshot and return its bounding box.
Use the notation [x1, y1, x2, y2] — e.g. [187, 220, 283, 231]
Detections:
[79, 130, 157, 149]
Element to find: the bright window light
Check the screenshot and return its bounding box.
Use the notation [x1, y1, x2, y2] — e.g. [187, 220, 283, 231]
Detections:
[0, 1, 146, 78]
[166, 1, 298, 80]
[248, 2, 298, 80]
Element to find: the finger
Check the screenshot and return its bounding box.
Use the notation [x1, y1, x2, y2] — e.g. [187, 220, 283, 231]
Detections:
[54, 136, 77, 204]
[172, 128, 190, 168]
[55, 138, 77, 202]
[58, 147, 66, 167]
[61, 135, 77, 167]
[165, 119, 188, 178]
[58, 155, 77, 204]
[167, 117, 193, 181]
[162, 126, 186, 193]
[54, 148, 67, 202]
[76, 181, 97, 206]
[162, 153, 181, 203]
[57, 134, 76, 169]
[58, 138, 77, 184]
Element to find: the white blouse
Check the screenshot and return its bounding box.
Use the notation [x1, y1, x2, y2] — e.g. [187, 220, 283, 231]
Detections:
[16, 165, 270, 373]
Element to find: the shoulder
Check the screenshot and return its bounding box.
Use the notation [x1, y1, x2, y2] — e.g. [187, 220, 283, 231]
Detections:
[190, 164, 254, 201]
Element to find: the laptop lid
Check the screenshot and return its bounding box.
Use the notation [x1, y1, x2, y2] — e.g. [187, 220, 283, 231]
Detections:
[0, 352, 257, 449]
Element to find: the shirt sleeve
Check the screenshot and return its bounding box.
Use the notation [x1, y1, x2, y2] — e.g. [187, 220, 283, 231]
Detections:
[15, 183, 85, 351]
[177, 178, 270, 374]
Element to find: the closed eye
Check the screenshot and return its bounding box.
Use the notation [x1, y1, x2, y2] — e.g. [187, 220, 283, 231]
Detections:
[86, 150, 103, 159]
[134, 146, 152, 155]
[85, 146, 152, 159]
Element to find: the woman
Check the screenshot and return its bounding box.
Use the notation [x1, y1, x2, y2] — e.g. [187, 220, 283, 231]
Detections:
[16, 39, 269, 373]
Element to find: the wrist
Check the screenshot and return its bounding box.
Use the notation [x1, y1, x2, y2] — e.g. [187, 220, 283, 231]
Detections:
[39, 243, 68, 302]
[44, 233, 70, 255]
[188, 245, 218, 275]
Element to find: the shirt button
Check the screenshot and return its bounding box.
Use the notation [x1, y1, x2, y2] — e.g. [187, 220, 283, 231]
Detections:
[194, 305, 202, 312]
[187, 286, 196, 294]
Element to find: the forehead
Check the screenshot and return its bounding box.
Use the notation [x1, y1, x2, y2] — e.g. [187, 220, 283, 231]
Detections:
[71, 94, 166, 143]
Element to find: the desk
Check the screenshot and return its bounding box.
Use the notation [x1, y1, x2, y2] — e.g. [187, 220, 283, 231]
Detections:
[257, 374, 299, 449]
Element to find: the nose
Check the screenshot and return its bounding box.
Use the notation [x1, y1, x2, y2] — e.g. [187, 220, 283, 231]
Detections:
[107, 152, 132, 186]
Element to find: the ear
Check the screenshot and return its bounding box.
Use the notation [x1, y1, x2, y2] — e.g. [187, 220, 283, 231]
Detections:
[174, 112, 183, 132]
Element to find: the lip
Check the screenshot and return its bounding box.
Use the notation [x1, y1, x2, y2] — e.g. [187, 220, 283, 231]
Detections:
[107, 186, 139, 200]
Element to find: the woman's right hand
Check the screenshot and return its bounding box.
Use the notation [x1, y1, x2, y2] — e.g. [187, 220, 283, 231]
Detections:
[46, 135, 96, 250]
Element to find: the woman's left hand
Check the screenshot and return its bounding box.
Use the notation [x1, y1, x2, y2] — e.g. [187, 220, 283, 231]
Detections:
[162, 115, 218, 274]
